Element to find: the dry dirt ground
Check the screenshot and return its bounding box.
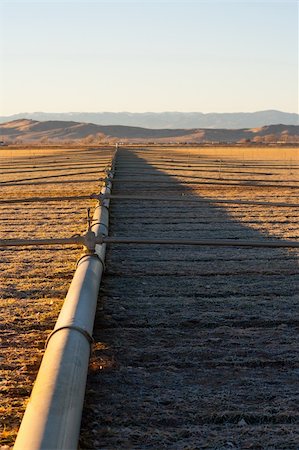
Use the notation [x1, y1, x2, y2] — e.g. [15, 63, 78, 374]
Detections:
[0, 146, 113, 447]
[0, 146, 298, 449]
[79, 147, 299, 449]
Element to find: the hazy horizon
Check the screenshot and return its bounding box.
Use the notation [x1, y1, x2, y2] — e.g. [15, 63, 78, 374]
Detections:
[1, 110, 298, 130]
[2, 108, 299, 116]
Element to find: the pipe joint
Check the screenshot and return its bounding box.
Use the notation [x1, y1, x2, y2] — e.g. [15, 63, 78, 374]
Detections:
[104, 177, 113, 186]
[75, 251, 106, 272]
[104, 168, 114, 178]
[90, 193, 107, 204]
[90, 192, 100, 201]
[45, 325, 94, 349]
[82, 229, 97, 253]
[90, 221, 109, 235]
[82, 231, 105, 250]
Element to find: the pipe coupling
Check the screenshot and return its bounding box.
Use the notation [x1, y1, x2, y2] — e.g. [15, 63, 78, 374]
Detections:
[82, 230, 96, 252]
[90, 193, 107, 204]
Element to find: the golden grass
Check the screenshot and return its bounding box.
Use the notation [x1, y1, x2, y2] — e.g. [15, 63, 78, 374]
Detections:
[0, 146, 113, 447]
[174, 146, 299, 161]
[139, 146, 298, 164]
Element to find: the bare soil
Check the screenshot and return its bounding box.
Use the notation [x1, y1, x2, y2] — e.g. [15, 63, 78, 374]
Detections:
[80, 147, 299, 449]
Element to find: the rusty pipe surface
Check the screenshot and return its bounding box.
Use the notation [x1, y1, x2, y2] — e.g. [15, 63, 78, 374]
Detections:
[13, 154, 116, 450]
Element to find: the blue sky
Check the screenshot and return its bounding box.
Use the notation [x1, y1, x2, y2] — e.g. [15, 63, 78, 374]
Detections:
[0, 0, 298, 115]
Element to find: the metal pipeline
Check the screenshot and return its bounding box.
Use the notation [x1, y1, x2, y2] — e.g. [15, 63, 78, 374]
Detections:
[95, 193, 299, 208]
[1, 235, 299, 249]
[13, 153, 116, 450]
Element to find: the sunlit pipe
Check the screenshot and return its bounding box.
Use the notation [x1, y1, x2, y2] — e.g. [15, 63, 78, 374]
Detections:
[14, 153, 116, 450]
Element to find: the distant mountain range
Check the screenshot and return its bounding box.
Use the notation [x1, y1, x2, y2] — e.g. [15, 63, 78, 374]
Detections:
[1, 119, 298, 144]
[0, 110, 298, 129]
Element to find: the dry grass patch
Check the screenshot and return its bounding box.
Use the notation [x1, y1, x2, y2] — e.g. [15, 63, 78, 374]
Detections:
[0, 146, 113, 446]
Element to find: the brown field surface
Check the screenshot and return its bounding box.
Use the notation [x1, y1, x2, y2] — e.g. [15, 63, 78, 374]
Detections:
[0, 146, 114, 447]
[167, 146, 299, 161]
[0, 145, 298, 449]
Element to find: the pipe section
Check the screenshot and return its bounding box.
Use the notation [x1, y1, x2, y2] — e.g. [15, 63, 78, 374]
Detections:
[14, 153, 116, 450]
[102, 237, 299, 248]
[97, 193, 298, 208]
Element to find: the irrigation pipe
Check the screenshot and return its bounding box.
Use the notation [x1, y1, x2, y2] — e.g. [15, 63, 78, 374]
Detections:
[0, 178, 101, 188]
[1, 236, 298, 249]
[0, 168, 107, 186]
[13, 152, 116, 450]
[101, 178, 299, 189]
[114, 163, 299, 170]
[115, 161, 299, 170]
[0, 237, 84, 247]
[122, 158, 299, 166]
[2, 163, 111, 175]
[0, 159, 112, 172]
[102, 237, 299, 248]
[95, 193, 299, 208]
[0, 195, 92, 204]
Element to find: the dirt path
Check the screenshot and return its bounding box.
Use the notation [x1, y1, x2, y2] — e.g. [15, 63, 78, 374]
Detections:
[80, 147, 299, 449]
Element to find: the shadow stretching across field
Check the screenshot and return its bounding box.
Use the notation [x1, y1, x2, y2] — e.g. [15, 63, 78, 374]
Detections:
[82, 147, 299, 449]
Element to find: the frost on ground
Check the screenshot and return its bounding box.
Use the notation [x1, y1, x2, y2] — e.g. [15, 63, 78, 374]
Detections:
[80, 147, 299, 449]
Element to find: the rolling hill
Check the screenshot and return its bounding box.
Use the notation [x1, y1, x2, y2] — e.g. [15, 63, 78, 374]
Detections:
[0, 119, 298, 144]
